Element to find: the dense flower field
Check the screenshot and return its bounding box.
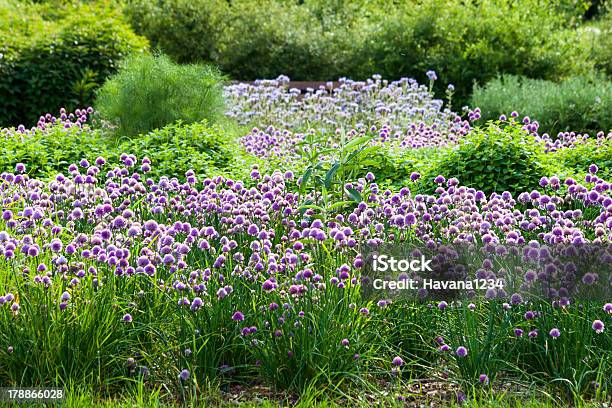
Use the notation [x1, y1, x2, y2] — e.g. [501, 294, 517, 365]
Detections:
[0, 74, 610, 406]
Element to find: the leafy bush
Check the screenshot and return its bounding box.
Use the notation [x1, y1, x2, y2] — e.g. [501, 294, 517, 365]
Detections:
[95, 54, 226, 137]
[358, 0, 595, 106]
[554, 139, 612, 180]
[471, 74, 612, 135]
[117, 121, 237, 179]
[431, 122, 551, 194]
[125, 0, 593, 107]
[580, 10, 612, 77]
[0, 120, 250, 181]
[0, 126, 109, 179]
[124, 0, 227, 64]
[0, 1, 148, 127]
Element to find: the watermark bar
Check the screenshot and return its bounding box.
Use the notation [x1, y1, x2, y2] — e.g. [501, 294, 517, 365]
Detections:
[360, 242, 611, 302]
[0, 387, 65, 403]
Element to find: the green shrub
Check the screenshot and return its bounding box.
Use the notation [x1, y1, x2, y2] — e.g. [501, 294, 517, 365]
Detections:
[0, 1, 148, 127]
[124, 0, 592, 106]
[359, 0, 595, 106]
[554, 139, 612, 180]
[95, 54, 226, 137]
[431, 122, 551, 194]
[582, 10, 612, 77]
[0, 126, 109, 179]
[213, 0, 364, 81]
[124, 0, 227, 64]
[0, 120, 251, 180]
[116, 121, 236, 179]
[471, 74, 612, 135]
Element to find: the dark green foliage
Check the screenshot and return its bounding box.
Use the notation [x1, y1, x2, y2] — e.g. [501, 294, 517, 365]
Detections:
[0, 126, 110, 179]
[555, 139, 612, 180]
[125, 0, 595, 107]
[471, 74, 612, 135]
[124, 0, 227, 64]
[432, 123, 551, 194]
[117, 121, 236, 179]
[94, 54, 226, 137]
[0, 1, 148, 127]
[0, 121, 241, 180]
[583, 10, 612, 77]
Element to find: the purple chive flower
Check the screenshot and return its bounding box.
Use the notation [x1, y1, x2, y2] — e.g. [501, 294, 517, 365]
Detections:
[589, 164, 598, 174]
[604, 303, 612, 314]
[123, 313, 133, 323]
[392, 356, 404, 366]
[479, 374, 489, 385]
[592, 320, 604, 334]
[455, 346, 468, 357]
[426, 70, 437, 81]
[549, 328, 561, 338]
[190, 297, 203, 311]
[341, 338, 350, 347]
[15, 163, 26, 173]
[179, 369, 190, 381]
[510, 293, 523, 305]
[262, 279, 276, 291]
[232, 311, 244, 321]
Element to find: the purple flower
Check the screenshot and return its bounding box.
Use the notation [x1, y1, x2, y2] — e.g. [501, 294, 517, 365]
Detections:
[478, 374, 489, 385]
[179, 369, 190, 381]
[232, 311, 244, 321]
[341, 338, 350, 347]
[510, 293, 523, 305]
[262, 279, 276, 292]
[455, 346, 468, 357]
[426, 70, 437, 81]
[15, 163, 25, 173]
[549, 328, 561, 338]
[524, 311, 536, 320]
[392, 356, 404, 366]
[190, 297, 203, 311]
[592, 320, 604, 334]
[123, 313, 133, 323]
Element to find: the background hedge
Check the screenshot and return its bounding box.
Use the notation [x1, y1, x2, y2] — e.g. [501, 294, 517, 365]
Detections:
[125, 0, 609, 106]
[0, 1, 148, 127]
